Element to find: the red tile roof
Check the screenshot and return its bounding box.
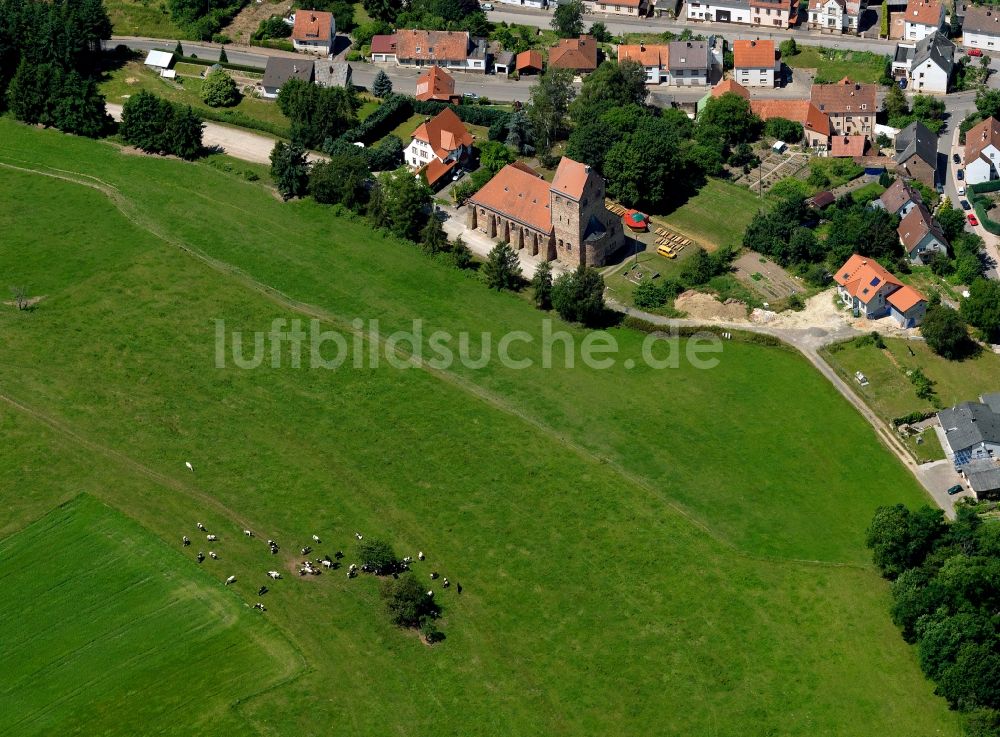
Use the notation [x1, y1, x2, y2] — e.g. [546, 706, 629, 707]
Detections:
[750, 98, 830, 136]
[904, 0, 943, 26]
[830, 134, 867, 157]
[469, 163, 554, 233]
[618, 43, 669, 67]
[516, 49, 543, 71]
[415, 66, 455, 101]
[395, 30, 470, 61]
[733, 39, 776, 69]
[810, 77, 877, 114]
[834, 254, 902, 305]
[887, 284, 926, 313]
[966, 116, 1000, 166]
[419, 157, 458, 186]
[292, 9, 333, 42]
[551, 157, 590, 200]
[712, 79, 750, 99]
[370, 34, 397, 54]
[411, 108, 473, 159]
[549, 35, 598, 72]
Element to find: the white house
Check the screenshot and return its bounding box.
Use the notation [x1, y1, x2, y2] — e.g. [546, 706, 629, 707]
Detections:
[405, 108, 474, 188]
[939, 395, 1000, 468]
[617, 41, 712, 85]
[687, 0, 752, 24]
[903, 0, 944, 41]
[369, 30, 487, 73]
[498, 0, 547, 8]
[618, 43, 670, 83]
[807, 0, 863, 34]
[964, 115, 1000, 185]
[898, 203, 949, 264]
[583, 0, 646, 15]
[962, 4, 1000, 52]
[887, 286, 928, 328]
[291, 10, 335, 55]
[891, 31, 953, 94]
[733, 39, 780, 87]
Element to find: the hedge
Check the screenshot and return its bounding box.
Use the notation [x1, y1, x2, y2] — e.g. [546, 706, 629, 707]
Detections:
[249, 39, 295, 52]
[335, 93, 414, 146]
[165, 52, 266, 75]
[892, 409, 937, 427]
[411, 99, 512, 128]
[196, 107, 290, 138]
[968, 182, 1000, 235]
[618, 315, 789, 348]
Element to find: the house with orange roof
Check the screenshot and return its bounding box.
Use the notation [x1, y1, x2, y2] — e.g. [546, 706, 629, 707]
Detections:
[733, 39, 780, 87]
[810, 77, 877, 139]
[904, 0, 944, 41]
[617, 41, 711, 85]
[618, 43, 670, 83]
[711, 79, 750, 98]
[887, 285, 928, 327]
[549, 36, 598, 74]
[898, 203, 949, 265]
[369, 30, 488, 73]
[583, 0, 646, 17]
[964, 116, 1000, 185]
[405, 109, 474, 188]
[830, 134, 868, 157]
[516, 50, 544, 74]
[834, 254, 905, 319]
[291, 10, 335, 55]
[415, 66, 458, 102]
[466, 157, 624, 267]
[750, 98, 831, 149]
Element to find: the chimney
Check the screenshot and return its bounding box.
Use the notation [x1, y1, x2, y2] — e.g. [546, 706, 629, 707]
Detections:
[751, 40, 757, 47]
[640, 41, 645, 51]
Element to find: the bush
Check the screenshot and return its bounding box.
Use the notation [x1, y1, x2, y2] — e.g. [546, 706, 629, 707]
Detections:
[633, 279, 681, 309]
[253, 15, 292, 40]
[381, 573, 440, 628]
[421, 618, 445, 643]
[551, 266, 606, 326]
[200, 68, 239, 107]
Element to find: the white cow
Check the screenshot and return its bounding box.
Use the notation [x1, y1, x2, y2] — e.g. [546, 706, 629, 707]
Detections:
[185, 462, 194, 472]
[244, 529, 253, 537]
[267, 571, 281, 579]
[207, 534, 217, 541]
[209, 551, 218, 559]
[312, 534, 321, 542]
[225, 575, 237, 585]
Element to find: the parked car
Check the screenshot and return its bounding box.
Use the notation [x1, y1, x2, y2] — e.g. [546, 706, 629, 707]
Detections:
[958, 186, 966, 196]
[969, 213, 980, 226]
[948, 484, 964, 495]
[961, 199, 971, 210]
[899, 79, 907, 89]
[936, 183, 945, 194]
[969, 48, 983, 57]
[953, 153, 962, 164]
[958, 168, 965, 180]
[481, 2, 494, 8]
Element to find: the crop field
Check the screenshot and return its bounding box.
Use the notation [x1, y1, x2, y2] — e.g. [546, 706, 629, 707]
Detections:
[0, 496, 298, 736]
[0, 118, 960, 736]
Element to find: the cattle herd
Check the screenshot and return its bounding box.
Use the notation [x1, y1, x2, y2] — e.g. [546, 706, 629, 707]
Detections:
[182, 521, 461, 614]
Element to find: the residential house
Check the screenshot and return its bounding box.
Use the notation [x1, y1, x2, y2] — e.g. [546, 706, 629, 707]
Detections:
[833, 254, 904, 318]
[830, 134, 868, 157]
[549, 36, 599, 75]
[516, 50, 544, 74]
[415, 66, 458, 102]
[687, 0, 753, 24]
[261, 57, 314, 99]
[807, 0, 864, 34]
[314, 60, 352, 88]
[895, 120, 939, 187]
[711, 78, 751, 98]
[961, 4, 1000, 52]
[370, 34, 398, 63]
[750, 98, 832, 149]
[291, 10, 335, 55]
[667, 41, 712, 86]
[886, 285, 928, 327]
[873, 177, 922, 217]
[891, 31, 954, 93]
[583, 0, 646, 16]
[467, 157, 625, 267]
[959, 457, 1000, 499]
[733, 39, 780, 87]
[493, 49, 515, 75]
[369, 30, 488, 73]
[618, 43, 670, 83]
[405, 108, 474, 188]
[903, 0, 944, 41]
[810, 77, 877, 139]
[939, 394, 1000, 471]
[498, 0, 547, 8]
[964, 115, 1000, 185]
[750, 0, 798, 27]
[898, 203, 949, 263]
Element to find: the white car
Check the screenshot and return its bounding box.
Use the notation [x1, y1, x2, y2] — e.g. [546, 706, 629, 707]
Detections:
[958, 186, 966, 196]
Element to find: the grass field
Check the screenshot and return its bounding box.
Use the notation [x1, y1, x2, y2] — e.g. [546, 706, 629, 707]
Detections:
[105, 0, 185, 39]
[661, 178, 773, 249]
[784, 45, 890, 84]
[0, 118, 961, 736]
[822, 336, 1000, 423]
[0, 496, 299, 736]
[101, 61, 292, 136]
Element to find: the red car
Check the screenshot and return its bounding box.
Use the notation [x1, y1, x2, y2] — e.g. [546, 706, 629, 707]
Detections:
[968, 213, 980, 226]
[969, 48, 984, 57]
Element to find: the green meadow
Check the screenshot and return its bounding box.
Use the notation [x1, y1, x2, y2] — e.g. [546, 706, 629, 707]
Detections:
[0, 118, 959, 736]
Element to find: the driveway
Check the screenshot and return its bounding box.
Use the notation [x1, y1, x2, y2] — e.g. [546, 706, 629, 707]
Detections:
[947, 125, 1000, 279]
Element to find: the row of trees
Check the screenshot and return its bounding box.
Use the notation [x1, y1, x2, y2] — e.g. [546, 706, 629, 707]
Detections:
[120, 90, 204, 159]
[363, 0, 488, 35]
[867, 503, 1000, 732]
[277, 78, 360, 150]
[0, 0, 111, 136]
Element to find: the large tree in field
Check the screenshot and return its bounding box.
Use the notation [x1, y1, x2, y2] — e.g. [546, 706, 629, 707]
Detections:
[270, 140, 310, 200]
[482, 241, 523, 291]
[551, 0, 584, 38]
[961, 278, 1000, 343]
[527, 68, 575, 151]
[371, 167, 432, 240]
[551, 266, 605, 325]
[922, 303, 973, 359]
[201, 68, 239, 107]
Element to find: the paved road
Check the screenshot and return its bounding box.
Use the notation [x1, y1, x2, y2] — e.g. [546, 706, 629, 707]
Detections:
[487, 5, 898, 51]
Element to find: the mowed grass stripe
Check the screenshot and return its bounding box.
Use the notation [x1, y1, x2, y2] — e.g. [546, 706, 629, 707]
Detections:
[0, 496, 299, 737]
